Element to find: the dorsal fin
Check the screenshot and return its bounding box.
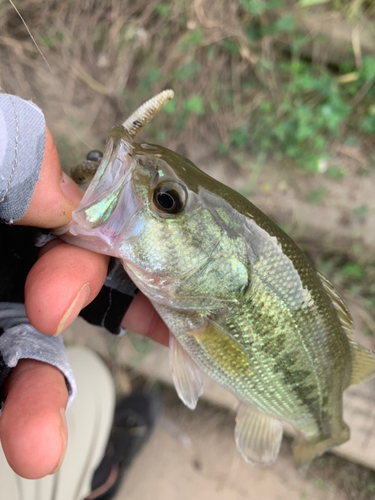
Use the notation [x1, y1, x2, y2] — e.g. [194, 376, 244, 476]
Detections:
[348, 340, 375, 385]
[317, 271, 354, 338]
[318, 272, 375, 385]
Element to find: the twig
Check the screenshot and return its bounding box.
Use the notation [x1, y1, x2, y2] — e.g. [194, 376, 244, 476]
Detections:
[351, 24, 362, 70]
[71, 61, 112, 95]
[350, 78, 375, 108]
[331, 142, 367, 164]
[0, 35, 37, 52]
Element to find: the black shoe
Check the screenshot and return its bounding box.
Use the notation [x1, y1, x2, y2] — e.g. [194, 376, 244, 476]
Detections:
[85, 391, 161, 500]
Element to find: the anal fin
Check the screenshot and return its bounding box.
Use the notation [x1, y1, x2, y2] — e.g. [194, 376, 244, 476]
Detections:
[169, 332, 204, 410]
[235, 404, 283, 465]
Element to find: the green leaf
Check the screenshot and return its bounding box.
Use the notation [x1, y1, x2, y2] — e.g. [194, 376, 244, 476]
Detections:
[217, 142, 230, 155]
[326, 166, 346, 180]
[342, 262, 364, 280]
[184, 95, 204, 115]
[240, 0, 267, 15]
[209, 100, 220, 113]
[155, 2, 172, 16]
[309, 186, 328, 203]
[313, 477, 326, 490]
[353, 204, 368, 219]
[178, 28, 204, 51]
[274, 15, 295, 33]
[220, 39, 240, 55]
[41, 29, 63, 48]
[362, 325, 374, 337]
[175, 61, 200, 81]
[163, 99, 176, 115]
[155, 130, 167, 142]
[259, 100, 273, 113]
[314, 135, 325, 149]
[234, 153, 245, 165]
[292, 34, 310, 52]
[146, 67, 163, 83]
[360, 115, 375, 134]
[267, 0, 282, 6]
[230, 125, 249, 148]
[303, 155, 320, 173]
[362, 56, 375, 81]
[299, 0, 330, 6]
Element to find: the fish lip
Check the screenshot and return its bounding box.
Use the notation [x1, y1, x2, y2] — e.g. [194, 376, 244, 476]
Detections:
[71, 135, 134, 231]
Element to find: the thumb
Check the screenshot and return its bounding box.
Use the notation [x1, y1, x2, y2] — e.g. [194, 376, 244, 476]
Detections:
[16, 127, 82, 228]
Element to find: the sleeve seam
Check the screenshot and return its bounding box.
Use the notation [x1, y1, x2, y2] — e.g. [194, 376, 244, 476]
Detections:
[0, 95, 19, 204]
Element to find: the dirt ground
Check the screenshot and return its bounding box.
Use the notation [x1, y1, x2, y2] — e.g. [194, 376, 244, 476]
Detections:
[106, 384, 375, 500]
[117, 395, 341, 500]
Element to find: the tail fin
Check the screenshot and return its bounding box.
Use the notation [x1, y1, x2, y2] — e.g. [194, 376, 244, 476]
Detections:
[293, 424, 350, 470]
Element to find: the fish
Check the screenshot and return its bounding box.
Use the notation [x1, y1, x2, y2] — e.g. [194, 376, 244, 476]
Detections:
[58, 90, 375, 468]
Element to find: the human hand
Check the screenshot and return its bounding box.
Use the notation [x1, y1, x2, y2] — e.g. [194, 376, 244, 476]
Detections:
[0, 127, 168, 479]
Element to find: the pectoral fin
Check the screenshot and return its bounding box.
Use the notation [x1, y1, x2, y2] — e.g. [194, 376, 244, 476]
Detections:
[234, 404, 283, 465]
[169, 332, 204, 410]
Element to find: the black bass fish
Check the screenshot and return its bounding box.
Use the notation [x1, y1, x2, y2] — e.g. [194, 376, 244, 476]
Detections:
[59, 91, 375, 468]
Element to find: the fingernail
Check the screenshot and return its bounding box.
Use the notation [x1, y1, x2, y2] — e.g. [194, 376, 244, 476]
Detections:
[55, 283, 91, 336]
[50, 408, 68, 475]
[60, 171, 82, 205]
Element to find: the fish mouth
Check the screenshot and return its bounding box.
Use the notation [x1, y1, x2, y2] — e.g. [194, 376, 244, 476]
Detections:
[72, 127, 134, 232]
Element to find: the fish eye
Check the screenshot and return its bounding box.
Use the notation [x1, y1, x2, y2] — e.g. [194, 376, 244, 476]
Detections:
[86, 150, 103, 162]
[153, 182, 187, 214]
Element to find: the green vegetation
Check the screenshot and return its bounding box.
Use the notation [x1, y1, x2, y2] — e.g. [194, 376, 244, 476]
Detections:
[106, 0, 375, 176]
[222, 6, 375, 173]
[3, 0, 374, 174]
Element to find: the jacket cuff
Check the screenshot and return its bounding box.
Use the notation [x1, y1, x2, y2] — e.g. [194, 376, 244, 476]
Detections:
[0, 94, 46, 222]
[0, 303, 76, 412]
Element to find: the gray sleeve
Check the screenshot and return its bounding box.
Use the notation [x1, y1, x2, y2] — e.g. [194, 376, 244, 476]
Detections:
[0, 94, 46, 223]
[0, 303, 77, 412]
